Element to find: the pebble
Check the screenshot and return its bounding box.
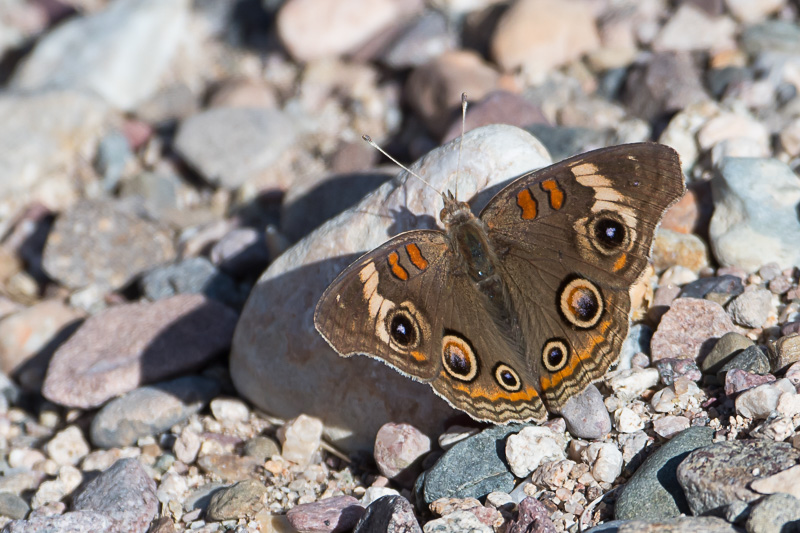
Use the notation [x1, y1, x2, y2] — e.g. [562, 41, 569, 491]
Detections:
[373, 422, 431, 486]
[506, 497, 557, 533]
[678, 275, 744, 302]
[421, 425, 521, 505]
[353, 495, 421, 533]
[209, 227, 270, 278]
[615, 427, 714, 520]
[277, 0, 422, 61]
[727, 288, 773, 328]
[651, 229, 710, 273]
[556, 384, 612, 440]
[209, 397, 250, 424]
[139, 257, 244, 309]
[652, 416, 691, 439]
[90, 376, 220, 448]
[277, 414, 323, 468]
[196, 454, 262, 483]
[531, 459, 574, 491]
[206, 479, 268, 521]
[607, 368, 660, 401]
[490, 0, 599, 81]
[44, 425, 90, 466]
[652, 4, 735, 53]
[380, 11, 455, 70]
[717, 345, 770, 379]
[584, 442, 622, 483]
[0, 492, 29, 520]
[709, 157, 800, 271]
[624, 52, 708, 122]
[676, 439, 800, 515]
[3, 510, 115, 532]
[42, 294, 237, 409]
[700, 332, 755, 374]
[616, 516, 739, 532]
[614, 407, 644, 434]
[0, 300, 84, 391]
[286, 495, 365, 533]
[10, 0, 189, 111]
[42, 199, 176, 292]
[745, 493, 800, 533]
[73, 458, 158, 532]
[724, 369, 776, 396]
[651, 298, 737, 362]
[242, 436, 280, 463]
[423, 509, 491, 533]
[656, 359, 702, 386]
[361, 487, 400, 507]
[726, 0, 786, 23]
[768, 334, 800, 372]
[750, 464, 800, 500]
[735, 378, 795, 419]
[173, 107, 298, 189]
[505, 426, 566, 478]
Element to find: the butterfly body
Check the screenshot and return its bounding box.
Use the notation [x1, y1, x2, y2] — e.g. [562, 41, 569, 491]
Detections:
[315, 143, 684, 424]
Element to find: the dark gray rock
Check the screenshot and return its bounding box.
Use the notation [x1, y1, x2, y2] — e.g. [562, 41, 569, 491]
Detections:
[72, 458, 158, 533]
[615, 426, 714, 521]
[678, 275, 744, 301]
[677, 439, 800, 516]
[90, 376, 221, 448]
[421, 425, 523, 506]
[242, 436, 280, 463]
[353, 495, 422, 533]
[716, 345, 770, 382]
[700, 332, 754, 375]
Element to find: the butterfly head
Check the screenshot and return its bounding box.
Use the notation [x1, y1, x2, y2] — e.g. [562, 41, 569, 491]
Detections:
[439, 190, 474, 229]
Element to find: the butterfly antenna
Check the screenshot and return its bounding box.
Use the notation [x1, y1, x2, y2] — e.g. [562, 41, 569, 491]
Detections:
[455, 92, 468, 200]
[361, 135, 441, 196]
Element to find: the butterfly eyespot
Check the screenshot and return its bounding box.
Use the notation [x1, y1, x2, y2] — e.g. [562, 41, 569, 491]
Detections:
[588, 211, 631, 254]
[494, 363, 522, 392]
[442, 332, 478, 382]
[542, 339, 569, 372]
[558, 277, 603, 329]
[385, 307, 422, 351]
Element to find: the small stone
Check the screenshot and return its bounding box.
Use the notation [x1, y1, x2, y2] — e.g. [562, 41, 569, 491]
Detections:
[210, 398, 250, 424]
[679, 275, 744, 302]
[242, 436, 280, 463]
[607, 368, 660, 400]
[505, 426, 566, 478]
[0, 492, 29, 520]
[777, 390, 800, 418]
[380, 11, 455, 70]
[653, 4, 735, 52]
[196, 454, 262, 483]
[745, 493, 800, 533]
[174, 428, 202, 464]
[614, 408, 644, 433]
[210, 227, 270, 278]
[531, 460, 575, 491]
[750, 464, 800, 499]
[353, 495, 421, 533]
[506, 497, 557, 533]
[286, 495, 365, 533]
[3, 511, 114, 532]
[656, 358, 702, 386]
[44, 425, 89, 466]
[701, 332, 755, 374]
[361, 487, 400, 507]
[90, 376, 220, 448]
[676, 439, 800, 515]
[374, 423, 431, 486]
[139, 257, 244, 308]
[651, 298, 737, 362]
[724, 369, 776, 396]
[423, 509, 491, 533]
[727, 289, 773, 328]
[556, 384, 611, 439]
[206, 479, 268, 521]
[277, 414, 323, 468]
[42, 199, 175, 292]
[585, 443, 623, 483]
[617, 516, 739, 532]
[72, 458, 158, 532]
[726, 0, 785, 23]
[653, 416, 691, 439]
[735, 378, 794, 419]
[717, 345, 771, 380]
[616, 427, 714, 520]
[490, 0, 599, 81]
[42, 294, 237, 409]
[652, 229, 710, 273]
[768, 334, 800, 372]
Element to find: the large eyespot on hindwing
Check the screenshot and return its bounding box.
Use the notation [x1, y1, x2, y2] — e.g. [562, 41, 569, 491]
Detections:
[442, 331, 478, 382]
[493, 363, 522, 392]
[590, 210, 631, 253]
[542, 338, 570, 373]
[383, 302, 428, 353]
[557, 277, 604, 329]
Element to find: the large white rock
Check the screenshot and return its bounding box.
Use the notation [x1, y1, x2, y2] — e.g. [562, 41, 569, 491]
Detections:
[11, 0, 190, 111]
[230, 125, 551, 452]
[709, 157, 800, 272]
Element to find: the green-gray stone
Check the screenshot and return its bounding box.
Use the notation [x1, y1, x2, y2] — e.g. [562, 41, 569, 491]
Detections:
[745, 493, 800, 533]
[700, 332, 754, 374]
[716, 345, 770, 382]
[0, 492, 29, 520]
[615, 426, 714, 521]
[422, 425, 524, 505]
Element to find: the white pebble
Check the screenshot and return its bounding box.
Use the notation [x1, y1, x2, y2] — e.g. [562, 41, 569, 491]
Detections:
[736, 378, 795, 419]
[653, 415, 690, 439]
[607, 368, 660, 400]
[209, 398, 250, 423]
[584, 443, 623, 483]
[8, 448, 46, 469]
[361, 486, 400, 506]
[614, 407, 644, 433]
[505, 426, 566, 478]
[44, 425, 90, 466]
[277, 414, 323, 467]
[777, 390, 800, 419]
[174, 428, 202, 464]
